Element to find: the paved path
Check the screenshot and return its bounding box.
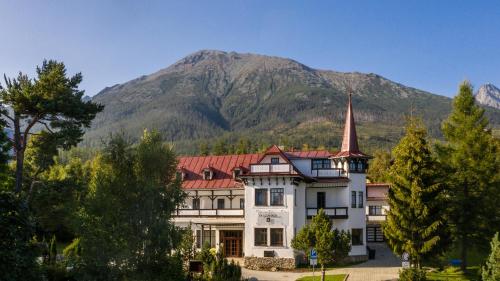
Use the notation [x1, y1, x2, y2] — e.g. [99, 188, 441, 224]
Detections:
[242, 243, 400, 281]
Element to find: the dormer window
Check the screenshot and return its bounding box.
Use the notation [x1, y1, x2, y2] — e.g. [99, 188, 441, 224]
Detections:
[271, 157, 280, 164]
[203, 170, 212, 180]
[233, 168, 241, 179]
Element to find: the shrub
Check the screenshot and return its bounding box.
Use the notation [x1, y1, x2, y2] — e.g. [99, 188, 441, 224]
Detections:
[399, 268, 427, 281]
[482, 232, 500, 281]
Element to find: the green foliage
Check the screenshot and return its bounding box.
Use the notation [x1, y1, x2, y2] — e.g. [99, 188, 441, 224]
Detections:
[63, 238, 82, 261]
[29, 156, 91, 240]
[211, 250, 242, 281]
[199, 241, 216, 276]
[384, 118, 450, 268]
[0, 191, 41, 281]
[399, 268, 427, 281]
[48, 235, 58, 265]
[213, 139, 228, 155]
[367, 149, 392, 183]
[178, 225, 197, 268]
[292, 209, 351, 273]
[482, 233, 500, 281]
[0, 60, 103, 193]
[76, 130, 185, 280]
[436, 81, 500, 270]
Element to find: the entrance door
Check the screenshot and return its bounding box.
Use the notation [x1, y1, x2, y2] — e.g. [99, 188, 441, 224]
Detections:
[220, 230, 243, 257]
[367, 226, 384, 242]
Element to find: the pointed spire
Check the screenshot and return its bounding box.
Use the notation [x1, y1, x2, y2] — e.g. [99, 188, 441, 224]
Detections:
[340, 92, 360, 153]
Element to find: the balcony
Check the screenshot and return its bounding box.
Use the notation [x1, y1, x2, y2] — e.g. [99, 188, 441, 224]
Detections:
[311, 168, 346, 178]
[173, 208, 244, 217]
[250, 164, 294, 174]
[366, 214, 387, 222]
[306, 207, 348, 219]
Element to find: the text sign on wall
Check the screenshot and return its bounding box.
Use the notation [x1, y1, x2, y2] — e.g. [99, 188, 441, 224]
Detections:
[256, 210, 289, 226]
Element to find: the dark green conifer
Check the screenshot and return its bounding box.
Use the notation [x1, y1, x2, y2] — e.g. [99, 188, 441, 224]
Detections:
[384, 118, 449, 268]
[436, 81, 500, 271]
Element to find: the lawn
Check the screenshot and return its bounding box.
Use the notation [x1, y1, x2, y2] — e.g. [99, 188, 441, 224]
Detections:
[426, 266, 481, 281]
[296, 274, 346, 281]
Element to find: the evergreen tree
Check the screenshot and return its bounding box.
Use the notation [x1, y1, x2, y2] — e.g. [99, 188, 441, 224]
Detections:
[213, 139, 228, 155]
[383, 118, 449, 268]
[482, 232, 500, 281]
[0, 61, 103, 193]
[292, 209, 351, 281]
[367, 149, 392, 183]
[235, 138, 251, 154]
[436, 81, 500, 271]
[199, 141, 210, 156]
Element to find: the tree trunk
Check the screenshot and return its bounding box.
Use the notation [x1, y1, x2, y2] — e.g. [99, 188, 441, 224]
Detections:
[321, 264, 325, 281]
[460, 181, 468, 272]
[13, 115, 24, 193]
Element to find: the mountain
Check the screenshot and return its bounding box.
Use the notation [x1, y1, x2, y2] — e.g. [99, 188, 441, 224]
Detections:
[476, 84, 500, 109]
[85, 50, 500, 154]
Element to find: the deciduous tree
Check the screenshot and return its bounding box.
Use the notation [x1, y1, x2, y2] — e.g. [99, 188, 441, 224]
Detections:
[292, 209, 351, 281]
[77, 130, 185, 280]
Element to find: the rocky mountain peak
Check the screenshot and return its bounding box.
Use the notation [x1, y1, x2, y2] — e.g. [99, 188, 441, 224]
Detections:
[476, 83, 500, 109]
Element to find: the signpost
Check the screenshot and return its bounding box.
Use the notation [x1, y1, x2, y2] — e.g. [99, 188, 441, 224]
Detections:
[401, 252, 410, 268]
[310, 249, 318, 278]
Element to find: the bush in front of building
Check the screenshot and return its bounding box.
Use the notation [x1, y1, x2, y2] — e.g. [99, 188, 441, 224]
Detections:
[212, 250, 242, 281]
[399, 268, 427, 281]
[482, 232, 500, 281]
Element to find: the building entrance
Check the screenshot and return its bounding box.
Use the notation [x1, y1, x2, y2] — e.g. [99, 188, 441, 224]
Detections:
[220, 230, 243, 257]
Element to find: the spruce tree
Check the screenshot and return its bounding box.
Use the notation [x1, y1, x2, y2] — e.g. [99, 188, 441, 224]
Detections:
[384, 118, 449, 268]
[436, 81, 500, 271]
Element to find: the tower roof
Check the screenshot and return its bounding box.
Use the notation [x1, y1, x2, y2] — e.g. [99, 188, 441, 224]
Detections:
[334, 93, 370, 158]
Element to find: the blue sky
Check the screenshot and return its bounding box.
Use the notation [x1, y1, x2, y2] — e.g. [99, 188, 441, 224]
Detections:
[1, 1, 499, 97]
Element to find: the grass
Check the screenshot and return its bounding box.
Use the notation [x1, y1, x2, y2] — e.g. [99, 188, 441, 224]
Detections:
[426, 266, 481, 281]
[293, 260, 365, 272]
[296, 274, 346, 281]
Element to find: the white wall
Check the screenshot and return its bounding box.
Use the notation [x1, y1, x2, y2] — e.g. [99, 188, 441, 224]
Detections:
[348, 172, 367, 256]
[244, 176, 296, 258]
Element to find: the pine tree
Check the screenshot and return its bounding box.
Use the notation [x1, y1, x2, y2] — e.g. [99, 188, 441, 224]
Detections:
[436, 81, 500, 271]
[383, 118, 449, 268]
[199, 142, 210, 156]
[482, 232, 500, 281]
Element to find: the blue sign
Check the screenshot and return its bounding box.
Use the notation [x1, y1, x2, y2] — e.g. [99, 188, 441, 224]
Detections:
[310, 249, 317, 259]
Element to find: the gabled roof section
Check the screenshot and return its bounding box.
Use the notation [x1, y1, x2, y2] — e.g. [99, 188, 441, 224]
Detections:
[334, 93, 370, 158]
[256, 145, 291, 163]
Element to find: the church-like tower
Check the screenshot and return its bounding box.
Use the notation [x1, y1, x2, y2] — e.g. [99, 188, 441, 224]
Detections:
[332, 93, 371, 172]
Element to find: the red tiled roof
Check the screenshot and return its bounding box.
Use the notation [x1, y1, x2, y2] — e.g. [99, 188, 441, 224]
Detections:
[367, 183, 390, 200]
[178, 154, 260, 189]
[286, 150, 333, 158]
[177, 149, 335, 189]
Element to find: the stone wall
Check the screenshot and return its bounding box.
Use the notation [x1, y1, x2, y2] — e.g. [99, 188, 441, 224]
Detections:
[244, 257, 295, 271]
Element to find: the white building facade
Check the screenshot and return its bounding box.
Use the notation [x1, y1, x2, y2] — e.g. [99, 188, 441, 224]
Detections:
[173, 95, 372, 268]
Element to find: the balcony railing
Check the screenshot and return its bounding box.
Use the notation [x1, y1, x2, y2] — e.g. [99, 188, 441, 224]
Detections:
[173, 208, 244, 217]
[306, 207, 348, 219]
[250, 164, 293, 174]
[366, 214, 387, 222]
[311, 168, 346, 178]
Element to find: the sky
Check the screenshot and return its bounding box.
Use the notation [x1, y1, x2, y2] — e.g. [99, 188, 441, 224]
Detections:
[1, 1, 499, 97]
